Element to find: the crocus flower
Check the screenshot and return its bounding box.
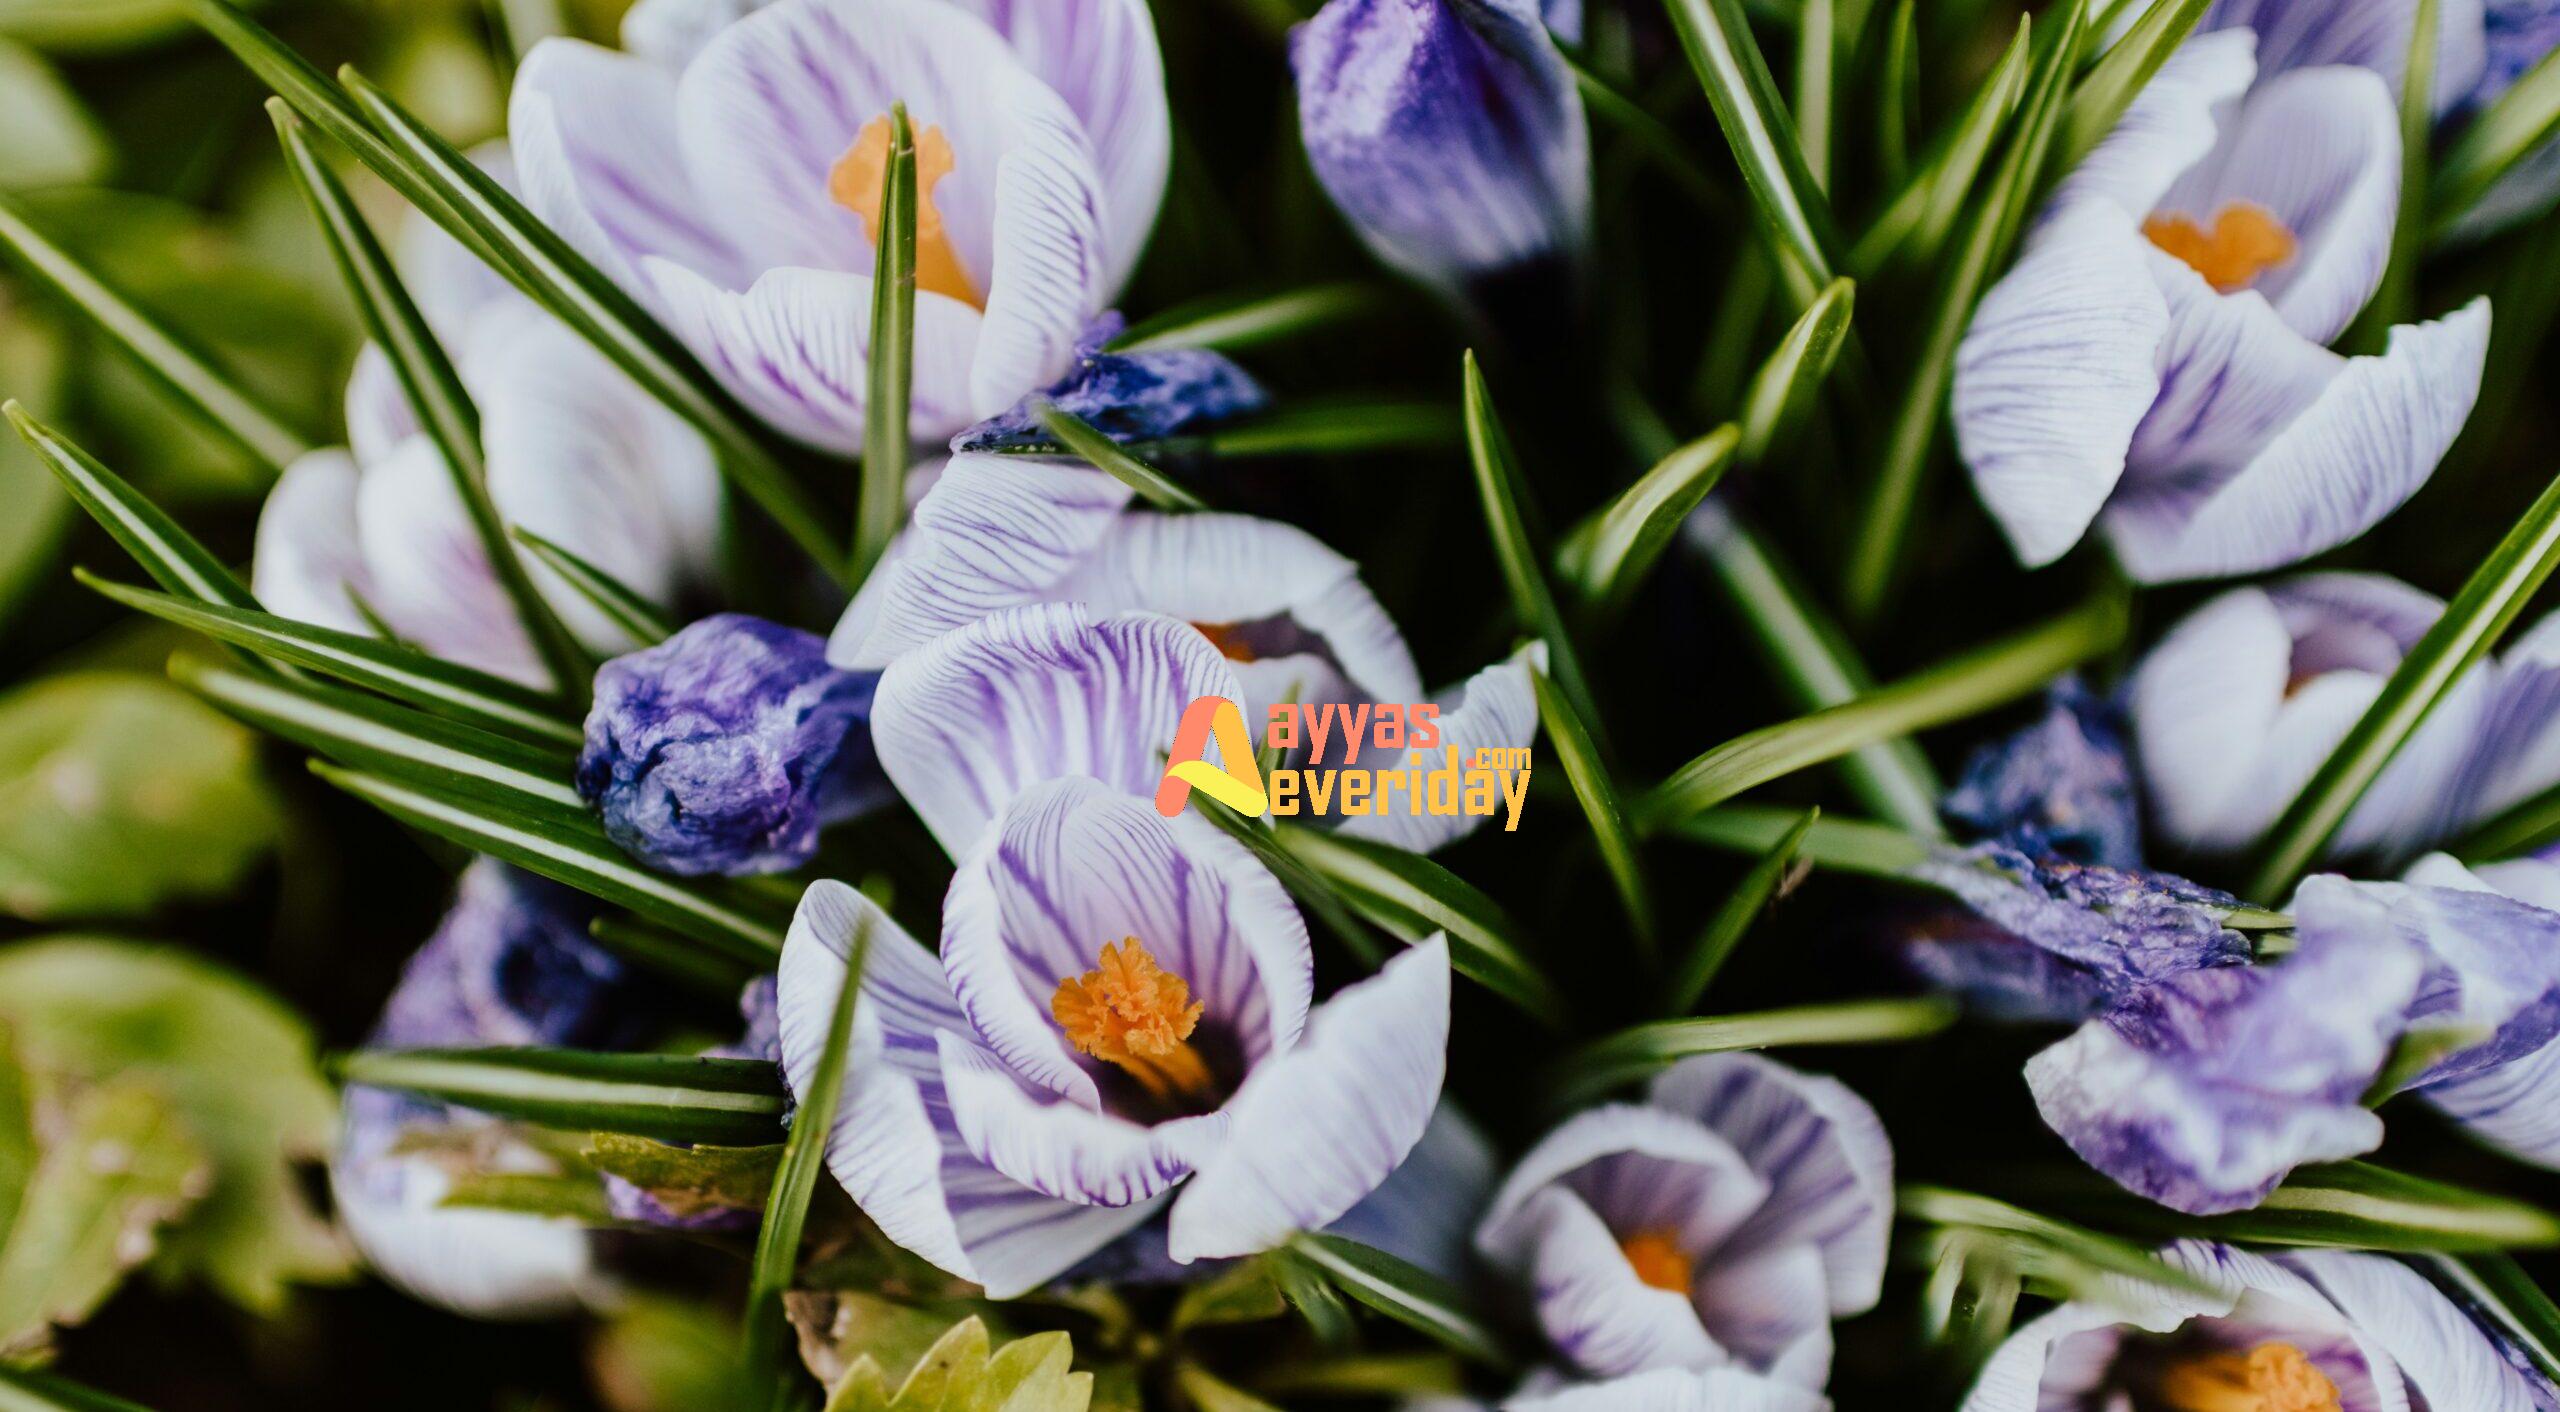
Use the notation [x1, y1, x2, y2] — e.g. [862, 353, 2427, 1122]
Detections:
[254, 150, 722, 689]
[2131, 574, 2560, 861]
[577, 613, 886, 876]
[1475, 1054, 1893, 1389]
[2389, 852, 2560, 1168]
[1964, 1241, 2553, 1410]
[331, 861, 639, 1316]
[1432, 1366, 1829, 1411]
[1291, 0, 1591, 309]
[510, 0, 1168, 451]
[1943, 677, 2145, 869]
[951, 312, 1269, 453]
[775, 604, 1453, 1296]
[1951, 29, 2490, 582]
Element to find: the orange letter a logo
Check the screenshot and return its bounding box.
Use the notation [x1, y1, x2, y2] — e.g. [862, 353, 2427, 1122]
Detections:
[1156, 696, 1268, 817]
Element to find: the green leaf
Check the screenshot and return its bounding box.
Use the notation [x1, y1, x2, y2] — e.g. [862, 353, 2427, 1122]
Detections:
[0, 40, 103, 187]
[0, 1083, 206, 1357]
[1109, 283, 1377, 353]
[1037, 402, 1206, 511]
[823, 1320, 1091, 1412]
[2056, 0, 2209, 168]
[1171, 1366, 1282, 1412]
[2424, 1254, 2560, 1383]
[1917, 1232, 2019, 1376]
[271, 101, 589, 696]
[513, 527, 676, 646]
[1842, 0, 2084, 620]
[0, 1026, 29, 1242]
[1876, 0, 1917, 186]
[1264, 1247, 1356, 1348]
[1559, 424, 1739, 616]
[1178, 399, 1459, 460]
[788, 1291, 966, 1404]
[79, 573, 582, 749]
[854, 103, 918, 586]
[1533, 665, 1655, 953]
[1737, 277, 1852, 465]
[1463, 352, 1600, 739]
[0, 1367, 156, 1412]
[747, 907, 875, 1408]
[0, 938, 349, 1313]
[1660, 0, 1842, 302]
[1899, 1186, 2222, 1300]
[1286, 1233, 1513, 1370]
[584, 1132, 780, 1221]
[2433, 44, 2560, 236]
[0, 205, 306, 475]
[591, 915, 762, 997]
[309, 762, 785, 963]
[1643, 584, 2126, 830]
[1670, 803, 1935, 880]
[2453, 777, 2560, 862]
[0, 317, 69, 632]
[2085, 1162, 2560, 1252]
[0, 673, 280, 921]
[1791, 0, 1834, 188]
[439, 1170, 615, 1223]
[1548, 996, 1958, 1107]
[1170, 1260, 1288, 1333]
[1849, 15, 2031, 274]
[1563, 56, 1724, 208]
[7, 404, 263, 613]
[1272, 822, 1567, 1029]
[339, 1047, 785, 1145]
[2245, 433, 2555, 899]
[1668, 808, 1814, 1013]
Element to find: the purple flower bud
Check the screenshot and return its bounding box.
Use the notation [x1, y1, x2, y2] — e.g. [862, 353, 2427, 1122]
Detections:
[1291, 0, 1591, 304]
[1944, 676, 2145, 869]
[578, 614, 886, 876]
[954, 313, 1268, 453]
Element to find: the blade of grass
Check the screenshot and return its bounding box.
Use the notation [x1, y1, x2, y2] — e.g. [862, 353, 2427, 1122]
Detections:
[2248, 446, 2560, 899]
[1900, 1187, 2223, 1299]
[1792, 0, 1834, 190]
[8, 405, 261, 614]
[2432, 46, 2560, 237]
[1667, 807, 1814, 1012]
[337, 1047, 785, 1144]
[1877, 0, 1917, 188]
[1737, 276, 1853, 464]
[2055, 0, 2209, 168]
[0, 195, 308, 475]
[1182, 399, 1459, 459]
[1038, 402, 1206, 510]
[1463, 352, 1601, 740]
[589, 915, 760, 996]
[2350, 0, 2440, 348]
[1671, 803, 1937, 879]
[0, 1367, 157, 1412]
[1285, 1234, 1513, 1371]
[853, 103, 916, 586]
[512, 527, 675, 645]
[2069, 1162, 2560, 1252]
[1559, 424, 1739, 615]
[1548, 996, 1958, 1107]
[1660, 0, 1844, 303]
[1643, 582, 2124, 831]
[1533, 666, 1655, 953]
[1110, 283, 1379, 353]
[1850, 16, 2031, 275]
[1564, 56, 1725, 210]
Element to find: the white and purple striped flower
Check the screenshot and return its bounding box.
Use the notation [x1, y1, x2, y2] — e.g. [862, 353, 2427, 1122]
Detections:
[508, 0, 1168, 452]
[1964, 1241, 2551, 1410]
[2387, 852, 2560, 1170]
[1951, 28, 2490, 582]
[331, 861, 639, 1316]
[775, 604, 1453, 1296]
[1290, 0, 1591, 309]
[1474, 1054, 1893, 1391]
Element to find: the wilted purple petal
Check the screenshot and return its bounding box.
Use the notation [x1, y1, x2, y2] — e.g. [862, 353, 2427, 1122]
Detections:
[1943, 676, 2144, 869]
[954, 312, 1267, 452]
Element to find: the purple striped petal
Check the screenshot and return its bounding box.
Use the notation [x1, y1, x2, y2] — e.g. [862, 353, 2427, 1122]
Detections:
[1166, 936, 1450, 1261]
[937, 1027, 1225, 1206]
[1691, 1243, 1832, 1388]
[1479, 1105, 1768, 1275]
[2204, 0, 2488, 115]
[867, 601, 1244, 855]
[1508, 1185, 1726, 1377]
[2445, 610, 2560, 828]
[1943, 676, 2144, 869]
[2287, 1248, 2553, 1411]
[2424, 1034, 2560, 1167]
[2318, 878, 2560, 1086]
[621, 0, 771, 65]
[955, 311, 1268, 453]
[1334, 642, 1544, 853]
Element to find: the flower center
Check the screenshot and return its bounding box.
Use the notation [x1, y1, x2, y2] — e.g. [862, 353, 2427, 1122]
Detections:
[1617, 1230, 1694, 1294]
[2142, 202, 2298, 293]
[2153, 1342, 2343, 1412]
[1192, 622, 1260, 662]
[1051, 937, 1215, 1103]
[829, 114, 980, 309]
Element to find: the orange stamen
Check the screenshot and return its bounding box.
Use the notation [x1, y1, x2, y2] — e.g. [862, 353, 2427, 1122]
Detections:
[1051, 938, 1214, 1103]
[2153, 1342, 2344, 1412]
[2143, 202, 2298, 293]
[1192, 622, 1261, 663]
[1617, 1231, 1695, 1294]
[829, 115, 980, 308]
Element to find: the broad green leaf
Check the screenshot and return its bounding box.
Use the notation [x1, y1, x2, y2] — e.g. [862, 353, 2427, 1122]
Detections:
[1273, 822, 1567, 1029]
[1110, 283, 1377, 353]
[1038, 402, 1205, 511]
[1660, 0, 1842, 302]
[1667, 808, 1814, 1013]
[583, 1132, 780, 1220]
[823, 1317, 1092, 1412]
[1671, 804, 1935, 880]
[2056, 0, 2209, 167]
[1533, 667, 1654, 953]
[0, 0, 203, 51]
[1737, 278, 1852, 464]
[1559, 425, 1739, 615]
[788, 1290, 964, 1401]
[2433, 45, 2560, 235]
[0, 41, 104, 187]
[0, 1367, 156, 1412]
[1463, 353, 1600, 739]
[2087, 1162, 2560, 1252]
[80, 574, 582, 749]
[1286, 1233, 1513, 1370]
[514, 527, 675, 646]
[1642, 585, 2126, 830]
[1899, 1187, 2221, 1300]
[1850, 16, 2030, 274]
[0, 938, 349, 1312]
[2425, 1254, 2560, 1382]
[308, 762, 784, 962]
[9, 405, 262, 613]
[2247, 447, 2560, 899]
[0, 1083, 206, 1357]
[339, 1047, 785, 1145]
[1548, 996, 1958, 1107]
[0, 673, 280, 921]
[855, 103, 918, 585]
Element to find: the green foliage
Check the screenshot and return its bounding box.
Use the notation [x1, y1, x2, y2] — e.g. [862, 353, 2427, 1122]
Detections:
[0, 1080, 207, 1359]
[819, 1320, 1091, 1412]
[583, 1133, 780, 1220]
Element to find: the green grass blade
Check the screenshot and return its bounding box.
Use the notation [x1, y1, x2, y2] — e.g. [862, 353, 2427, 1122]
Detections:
[1273, 823, 1568, 1030]
[1660, 0, 1843, 302]
[1110, 283, 1379, 353]
[2056, 0, 2209, 168]
[2451, 778, 2560, 861]
[1850, 16, 2031, 275]
[337, 1047, 785, 1145]
[9, 403, 260, 612]
[311, 762, 786, 963]
[1667, 807, 1814, 1013]
[853, 103, 917, 586]
[1548, 996, 1957, 1107]
[1039, 402, 1207, 511]
[272, 102, 590, 699]
[1463, 352, 1601, 738]
[2432, 45, 2560, 237]
[1565, 56, 1724, 210]
[1560, 424, 1739, 615]
[0, 1367, 156, 1412]
[0, 195, 307, 475]
[1670, 804, 1938, 879]
[1286, 1234, 1514, 1371]
[2077, 1162, 2560, 1253]
[1533, 666, 1654, 953]
[1877, 0, 1917, 187]
[589, 915, 760, 997]
[1792, 0, 1834, 190]
[2247, 444, 2560, 899]
[2351, 0, 2441, 346]
[79, 572, 584, 748]
[1900, 1187, 2223, 1299]
[1738, 276, 1853, 464]
[512, 527, 675, 646]
[742, 904, 873, 1408]
[1643, 583, 2124, 831]
[1842, 0, 2084, 621]
[1182, 399, 1460, 459]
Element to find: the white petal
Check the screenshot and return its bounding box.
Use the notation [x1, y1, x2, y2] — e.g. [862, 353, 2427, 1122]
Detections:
[2206, 0, 2486, 115]
[344, 344, 417, 468]
[396, 141, 522, 340]
[1166, 936, 1451, 1261]
[353, 437, 546, 686]
[1510, 1185, 1725, 1378]
[937, 1028, 1222, 1206]
[1691, 1242, 1833, 1387]
[332, 1155, 603, 1318]
[2132, 585, 2295, 850]
[1322, 1101, 1500, 1282]
[1335, 642, 1545, 853]
[2051, 28, 2258, 219]
[621, 0, 773, 67]
[253, 449, 374, 637]
[2445, 607, 2560, 827]
[967, 99, 1113, 418]
[2426, 1038, 2560, 1168]
[1478, 1103, 1767, 1273]
[2287, 1248, 2549, 1411]
[1508, 1368, 1830, 1412]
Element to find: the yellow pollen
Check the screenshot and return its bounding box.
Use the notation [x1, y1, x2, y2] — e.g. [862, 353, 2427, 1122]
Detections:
[1051, 938, 1214, 1103]
[829, 115, 980, 309]
[2143, 202, 2299, 293]
[1192, 621, 1260, 663]
[1617, 1231, 1694, 1294]
[2154, 1342, 2344, 1412]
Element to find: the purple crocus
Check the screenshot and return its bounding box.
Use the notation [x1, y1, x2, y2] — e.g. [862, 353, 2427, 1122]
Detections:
[1964, 1241, 2552, 1409]
[775, 604, 1452, 1296]
[1952, 29, 2489, 582]
[509, 0, 1168, 452]
[1475, 1054, 1893, 1390]
[1943, 676, 2146, 869]
[331, 861, 638, 1316]
[952, 312, 1269, 453]
[1290, 0, 1591, 309]
[577, 613, 885, 876]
